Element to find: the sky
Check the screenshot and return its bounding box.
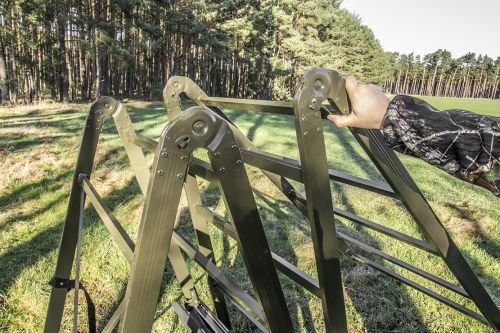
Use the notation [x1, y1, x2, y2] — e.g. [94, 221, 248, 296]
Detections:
[341, 0, 500, 59]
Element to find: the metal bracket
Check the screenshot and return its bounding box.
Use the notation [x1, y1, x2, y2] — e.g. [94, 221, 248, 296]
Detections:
[48, 277, 75, 290]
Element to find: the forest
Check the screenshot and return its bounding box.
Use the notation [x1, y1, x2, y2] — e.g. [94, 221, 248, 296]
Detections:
[0, 0, 499, 104]
[386, 50, 500, 99]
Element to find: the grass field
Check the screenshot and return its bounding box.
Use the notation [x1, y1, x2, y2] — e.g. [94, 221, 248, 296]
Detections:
[0, 96, 499, 332]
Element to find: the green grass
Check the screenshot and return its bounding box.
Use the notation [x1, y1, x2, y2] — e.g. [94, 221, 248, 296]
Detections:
[416, 95, 500, 116]
[0, 97, 498, 332]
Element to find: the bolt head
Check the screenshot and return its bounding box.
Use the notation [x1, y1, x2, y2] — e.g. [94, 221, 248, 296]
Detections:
[192, 120, 207, 136]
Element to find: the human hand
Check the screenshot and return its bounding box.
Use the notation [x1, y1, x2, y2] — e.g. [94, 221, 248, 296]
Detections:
[327, 76, 390, 129]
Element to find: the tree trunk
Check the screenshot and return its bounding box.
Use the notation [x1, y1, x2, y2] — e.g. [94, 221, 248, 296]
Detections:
[0, 35, 10, 104]
[55, 0, 69, 102]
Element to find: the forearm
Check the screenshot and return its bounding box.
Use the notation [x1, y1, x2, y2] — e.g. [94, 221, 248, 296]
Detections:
[381, 95, 500, 196]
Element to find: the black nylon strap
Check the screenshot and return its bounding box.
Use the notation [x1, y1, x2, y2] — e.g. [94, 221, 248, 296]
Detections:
[48, 278, 96, 333]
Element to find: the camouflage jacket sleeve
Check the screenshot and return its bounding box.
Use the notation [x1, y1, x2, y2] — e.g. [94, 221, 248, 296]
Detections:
[381, 95, 500, 197]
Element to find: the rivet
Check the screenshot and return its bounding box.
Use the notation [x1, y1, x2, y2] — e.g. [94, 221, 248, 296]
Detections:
[104, 102, 111, 109]
[171, 92, 176, 97]
[304, 131, 309, 136]
[231, 144, 237, 149]
[335, 97, 340, 102]
[180, 156, 188, 161]
[226, 130, 232, 135]
[214, 152, 221, 158]
[161, 151, 168, 157]
[219, 167, 226, 173]
[157, 170, 164, 176]
[236, 160, 242, 165]
[316, 127, 322, 132]
[176, 173, 183, 179]
[313, 79, 323, 90]
[301, 115, 306, 121]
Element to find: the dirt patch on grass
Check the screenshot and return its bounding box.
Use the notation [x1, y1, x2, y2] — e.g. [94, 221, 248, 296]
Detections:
[0, 145, 72, 192]
[434, 202, 492, 243]
[0, 102, 87, 117]
[0, 126, 46, 136]
[93, 166, 132, 194]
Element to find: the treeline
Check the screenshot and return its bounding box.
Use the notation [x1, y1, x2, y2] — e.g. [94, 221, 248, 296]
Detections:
[385, 50, 500, 99]
[1, 1, 498, 105]
[0, 0, 391, 104]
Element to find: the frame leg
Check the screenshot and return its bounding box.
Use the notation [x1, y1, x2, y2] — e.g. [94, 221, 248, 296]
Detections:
[208, 125, 294, 333]
[293, 69, 348, 333]
[118, 147, 188, 332]
[185, 174, 232, 328]
[44, 98, 120, 333]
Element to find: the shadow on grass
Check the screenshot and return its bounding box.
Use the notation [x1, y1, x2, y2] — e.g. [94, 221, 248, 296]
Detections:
[0, 108, 83, 121]
[254, 190, 318, 332]
[0, 102, 168, 330]
[2, 103, 496, 331]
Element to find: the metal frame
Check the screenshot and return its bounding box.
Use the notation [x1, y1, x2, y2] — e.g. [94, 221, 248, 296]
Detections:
[44, 68, 500, 333]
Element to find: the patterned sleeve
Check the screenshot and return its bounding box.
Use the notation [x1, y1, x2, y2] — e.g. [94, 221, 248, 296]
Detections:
[381, 95, 500, 197]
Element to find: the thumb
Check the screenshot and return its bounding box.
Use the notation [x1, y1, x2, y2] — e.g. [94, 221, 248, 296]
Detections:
[345, 75, 359, 97]
[327, 113, 358, 128]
